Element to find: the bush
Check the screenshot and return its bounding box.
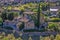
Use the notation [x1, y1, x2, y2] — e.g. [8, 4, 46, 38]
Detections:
[50, 18, 60, 22]
[7, 6, 12, 10]
[7, 13, 14, 21]
[28, 36, 32, 40]
[19, 22, 24, 30]
[55, 34, 60, 40]
[1, 12, 7, 21]
[48, 23, 58, 31]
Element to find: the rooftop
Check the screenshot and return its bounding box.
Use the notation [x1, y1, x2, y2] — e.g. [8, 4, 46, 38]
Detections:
[50, 8, 58, 11]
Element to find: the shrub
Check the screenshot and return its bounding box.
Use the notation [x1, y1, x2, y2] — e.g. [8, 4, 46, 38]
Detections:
[48, 23, 58, 31]
[50, 18, 60, 22]
[19, 22, 24, 30]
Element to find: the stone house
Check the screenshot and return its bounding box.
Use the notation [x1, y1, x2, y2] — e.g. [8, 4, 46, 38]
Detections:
[49, 6, 60, 17]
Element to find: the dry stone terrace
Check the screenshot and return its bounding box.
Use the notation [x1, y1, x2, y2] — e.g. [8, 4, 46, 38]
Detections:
[0, 28, 58, 36]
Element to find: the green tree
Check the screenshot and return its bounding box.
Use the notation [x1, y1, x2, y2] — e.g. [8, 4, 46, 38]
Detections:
[28, 36, 32, 40]
[19, 22, 24, 30]
[8, 13, 14, 21]
[40, 2, 48, 11]
[40, 36, 44, 40]
[7, 6, 12, 10]
[36, 3, 41, 28]
[1, 12, 7, 21]
[55, 34, 60, 40]
[44, 37, 51, 40]
[3, 37, 9, 40]
[17, 37, 22, 40]
[13, 12, 19, 17]
[50, 35, 54, 40]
